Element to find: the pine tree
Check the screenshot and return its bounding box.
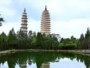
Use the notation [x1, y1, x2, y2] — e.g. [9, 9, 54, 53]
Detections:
[78, 33, 84, 49]
[0, 32, 7, 50]
[84, 28, 90, 49]
[8, 28, 17, 49]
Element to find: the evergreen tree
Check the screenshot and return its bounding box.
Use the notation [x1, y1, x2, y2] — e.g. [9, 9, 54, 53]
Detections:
[17, 30, 28, 49]
[78, 28, 90, 49]
[84, 28, 90, 49]
[78, 33, 84, 49]
[0, 32, 7, 50]
[28, 30, 33, 39]
[8, 28, 17, 49]
[36, 32, 44, 48]
[17, 30, 27, 40]
[85, 28, 90, 39]
[71, 36, 76, 43]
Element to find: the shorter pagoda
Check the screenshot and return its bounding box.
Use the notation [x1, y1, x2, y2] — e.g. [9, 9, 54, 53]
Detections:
[21, 9, 28, 33]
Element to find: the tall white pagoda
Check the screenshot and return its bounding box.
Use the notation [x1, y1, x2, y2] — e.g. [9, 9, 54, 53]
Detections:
[41, 6, 51, 35]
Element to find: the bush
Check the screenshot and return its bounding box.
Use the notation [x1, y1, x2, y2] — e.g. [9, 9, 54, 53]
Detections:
[59, 44, 76, 50]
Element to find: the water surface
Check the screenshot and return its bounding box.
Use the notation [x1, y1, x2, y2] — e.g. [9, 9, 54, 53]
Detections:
[0, 51, 89, 68]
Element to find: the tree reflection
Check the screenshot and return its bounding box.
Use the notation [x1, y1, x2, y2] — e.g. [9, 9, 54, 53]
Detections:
[19, 61, 27, 68]
[0, 52, 90, 68]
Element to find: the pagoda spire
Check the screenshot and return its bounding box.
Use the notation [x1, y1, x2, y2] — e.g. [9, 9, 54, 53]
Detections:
[45, 5, 47, 10]
[24, 8, 26, 12]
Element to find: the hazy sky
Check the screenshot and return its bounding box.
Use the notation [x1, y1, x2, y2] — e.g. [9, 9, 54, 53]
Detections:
[0, 58, 85, 68]
[0, 0, 90, 38]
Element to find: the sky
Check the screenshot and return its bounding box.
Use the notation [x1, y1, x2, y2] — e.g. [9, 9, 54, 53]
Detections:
[0, 0, 90, 38]
[0, 58, 86, 68]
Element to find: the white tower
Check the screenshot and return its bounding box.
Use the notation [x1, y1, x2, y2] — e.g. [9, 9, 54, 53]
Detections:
[41, 6, 51, 35]
[21, 9, 28, 33]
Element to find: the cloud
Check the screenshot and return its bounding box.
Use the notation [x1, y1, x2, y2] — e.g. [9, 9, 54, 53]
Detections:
[0, 21, 20, 34]
[27, 0, 90, 20]
[51, 18, 90, 38]
[0, 18, 40, 34]
[0, 0, 16, 20]
[0, 0, 90, 38]
[28, 18, 40, 32]
[15, 0, 90, 17]
[0, 7, 16, 18]
[0, 15, 90, 38]
[0, 0, 12, 6]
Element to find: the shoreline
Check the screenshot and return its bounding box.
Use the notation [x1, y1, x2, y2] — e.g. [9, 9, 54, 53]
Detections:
[0, 49, 90, 55]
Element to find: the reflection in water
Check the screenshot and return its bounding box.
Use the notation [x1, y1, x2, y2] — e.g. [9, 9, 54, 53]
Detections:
[40, 63, 49, 68]
[0, 52, 90, 68]
[19, 62, 27, 68]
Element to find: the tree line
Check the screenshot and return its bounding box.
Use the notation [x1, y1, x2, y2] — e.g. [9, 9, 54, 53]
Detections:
[0, 27, 90, 50]
[77, 28, 90, 49]
[0, 28, 59, 50]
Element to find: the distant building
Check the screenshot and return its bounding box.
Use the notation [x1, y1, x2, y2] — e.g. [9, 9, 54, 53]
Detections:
[41, 6, 51, 35]
[52, 34, 61, 42]
[21, 9, 28, 33]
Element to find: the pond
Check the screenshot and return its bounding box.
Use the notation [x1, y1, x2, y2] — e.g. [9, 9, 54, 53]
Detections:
[0, 51, 90, 68]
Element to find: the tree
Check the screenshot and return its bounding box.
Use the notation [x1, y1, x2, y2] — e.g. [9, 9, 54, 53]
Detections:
[0, 32, 7, 50]
[28, 30, 33, 39]
[71, 36, 78, 44]
[84, 28, 90, 49]
[0, 15, 4, 26]
[36, 32, 44, 48]
[17, 30, 27, 40]
[78, 33, 84, 49]
[85, 28, 90, 39]
[8, 28, 17, 49]
[17, 30, 28, 49]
